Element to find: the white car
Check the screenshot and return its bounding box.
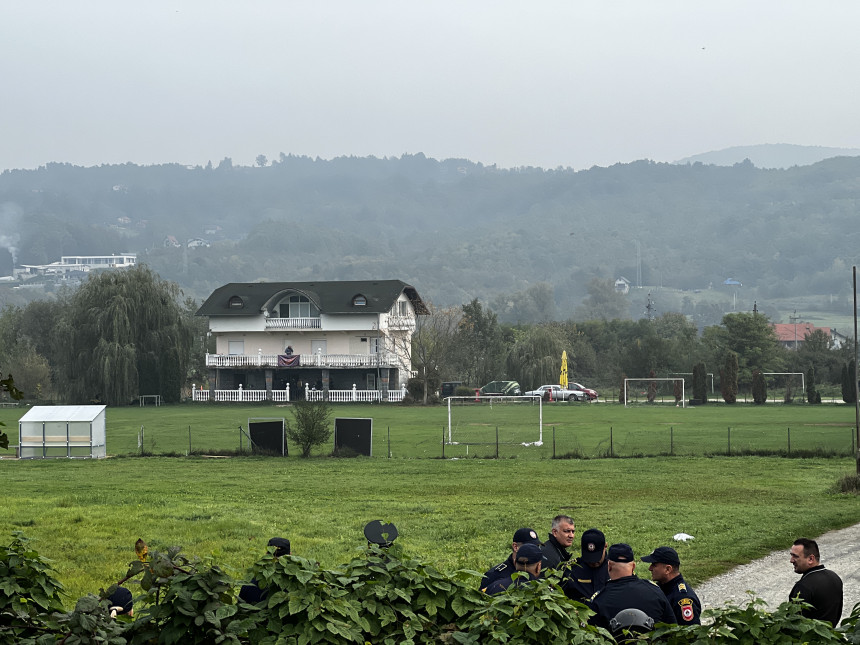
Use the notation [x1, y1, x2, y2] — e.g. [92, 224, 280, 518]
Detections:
[524, 384, 591, 402]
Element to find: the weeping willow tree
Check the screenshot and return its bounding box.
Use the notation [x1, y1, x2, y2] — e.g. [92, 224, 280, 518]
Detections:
[504, 325, 567, 391]
[54, 265, 193, 405]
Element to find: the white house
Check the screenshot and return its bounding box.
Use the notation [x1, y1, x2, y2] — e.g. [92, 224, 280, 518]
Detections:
[195, 280, 428, 402]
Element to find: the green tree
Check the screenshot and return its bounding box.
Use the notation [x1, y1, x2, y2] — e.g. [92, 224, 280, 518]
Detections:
[286, 400, 333, 458]
[703, 312, 785, 388]
[752, 369, 767, 404]
[842, 360, 857, 404]
[504, 324, 566, 390]
[452, 299, 505, 386]
[53, 265, 193, 405]
[806, 367, 821, 404]
[692, 361, 707, 404]
[720, 351, 739, 403]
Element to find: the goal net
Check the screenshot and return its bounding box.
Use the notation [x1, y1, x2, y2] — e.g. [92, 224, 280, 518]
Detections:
[446, 396, 543, 447]
[623, 378, 686, 407]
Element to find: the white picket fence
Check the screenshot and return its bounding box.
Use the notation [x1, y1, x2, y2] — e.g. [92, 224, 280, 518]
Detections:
[191, 383, 406, 403]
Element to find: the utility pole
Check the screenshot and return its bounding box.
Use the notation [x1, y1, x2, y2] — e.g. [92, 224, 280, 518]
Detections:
[789, 310, 802, 350]
[644, 292, 656, 321]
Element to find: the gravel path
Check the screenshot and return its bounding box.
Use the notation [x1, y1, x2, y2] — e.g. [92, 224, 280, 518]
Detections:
[696, 523, 860, 624]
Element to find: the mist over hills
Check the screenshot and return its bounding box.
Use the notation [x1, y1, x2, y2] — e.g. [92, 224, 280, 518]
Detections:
[675, 143, 860, 169]
[1, 151, 859, 328]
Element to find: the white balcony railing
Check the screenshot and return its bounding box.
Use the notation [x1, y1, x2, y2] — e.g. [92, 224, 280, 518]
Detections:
[205, 352, 399, 368]
[386, 315, 416, 330]
[191, 384, 406, 403]
[264, 317, 321, 330]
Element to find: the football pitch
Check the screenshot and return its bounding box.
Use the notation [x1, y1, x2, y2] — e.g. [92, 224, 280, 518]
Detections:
[1, 401, 859, 605]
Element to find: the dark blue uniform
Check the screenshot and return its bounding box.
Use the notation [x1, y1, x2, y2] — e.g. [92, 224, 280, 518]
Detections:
[481, 555, 515, 591]
[485, 571, 540, 595]
[659, 574, 701, 624]
[563, 557, 609, 602]
[587, 575, 677, 629]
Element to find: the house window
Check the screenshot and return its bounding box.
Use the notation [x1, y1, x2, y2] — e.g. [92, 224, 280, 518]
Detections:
[228, 296, 244, 309]
[352, 294, 367, 306]
[228, 340, 244, 355]
[397, 300, 409, 316]
[278, 295, 320, 318]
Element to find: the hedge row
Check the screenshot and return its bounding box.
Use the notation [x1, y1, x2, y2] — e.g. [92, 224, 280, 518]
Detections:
[2, 533, 857, 644]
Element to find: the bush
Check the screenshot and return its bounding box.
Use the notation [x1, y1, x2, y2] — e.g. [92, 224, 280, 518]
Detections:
[454, 385, 476, 397]
[285, 400, 333, 458]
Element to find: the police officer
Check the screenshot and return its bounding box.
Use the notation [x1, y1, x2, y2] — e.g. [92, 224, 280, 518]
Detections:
[480, 527, 542, 591]
[239, 537, 291, 604]
[587, 543, 676, 630]
[541, 514, 576, 569]
[484, 543, 544, 595]
[641, 546, 701, 625]
[564, 528, 609, 602]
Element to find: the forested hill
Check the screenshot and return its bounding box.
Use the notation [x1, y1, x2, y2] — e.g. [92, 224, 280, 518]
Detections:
[2, 154, 859, 323]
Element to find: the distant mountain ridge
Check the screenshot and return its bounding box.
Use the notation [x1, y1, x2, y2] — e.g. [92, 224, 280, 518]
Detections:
[674, 143, 860, 169]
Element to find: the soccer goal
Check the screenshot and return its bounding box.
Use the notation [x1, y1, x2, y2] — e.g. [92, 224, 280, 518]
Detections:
[446, 396, 544, 447]
[763, 372, 806, 402]
[623, 378, 686, 407]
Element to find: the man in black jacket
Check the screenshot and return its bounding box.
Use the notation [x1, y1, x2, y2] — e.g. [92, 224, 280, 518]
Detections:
[587, 543, 676, 630]
[541, 514, 576, 569]
[480, 527, 542, 591]
[641, 546, 701, 624]
[789, 538, 843, 627]
[564, 528, 609, 602]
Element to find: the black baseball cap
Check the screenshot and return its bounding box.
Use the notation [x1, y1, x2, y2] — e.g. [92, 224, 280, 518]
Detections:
[515, 543, 544, 565]
[512, 527, 541, 545]
[267, 537, 291, 557]
[580, 528, 606, 563]
[108, 586, 133, 615]
[607, 543, 634, 563]
[641, 546, 680, 567]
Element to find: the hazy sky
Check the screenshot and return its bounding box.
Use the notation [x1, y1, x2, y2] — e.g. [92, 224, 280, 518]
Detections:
[3, 1, 859, 172]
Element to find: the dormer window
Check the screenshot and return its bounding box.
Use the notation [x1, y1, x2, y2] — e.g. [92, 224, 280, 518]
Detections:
[228, 295, 244, 309]
[352, 294, 367, 306]
[276, 294, 319, 318]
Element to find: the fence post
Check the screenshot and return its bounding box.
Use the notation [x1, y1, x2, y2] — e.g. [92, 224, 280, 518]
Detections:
[727, 427, 731, 455]
[388, 426, 391, 459]
[188, 426, 192, 456]
[442, 426, 445, 459]
[610, 426, 614, 457]
[553, 427, 556, 459]
[670, 426, 674, 456]
[286, 383, 290, 402]
[496, 426, 499, 459]
[352, 384, 357, 402]
[787, 427, 791, 455]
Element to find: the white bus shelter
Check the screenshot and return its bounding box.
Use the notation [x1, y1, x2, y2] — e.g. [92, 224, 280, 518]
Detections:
[18, 405, 107, 459]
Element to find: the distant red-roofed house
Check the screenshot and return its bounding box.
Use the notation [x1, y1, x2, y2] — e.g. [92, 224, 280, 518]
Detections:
[771, 323, 845, 349]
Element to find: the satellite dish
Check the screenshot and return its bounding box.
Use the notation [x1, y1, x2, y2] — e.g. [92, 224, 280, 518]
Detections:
[364, 520, 399, 546]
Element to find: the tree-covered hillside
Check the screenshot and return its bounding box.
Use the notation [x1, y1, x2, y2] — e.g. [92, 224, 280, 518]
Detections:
[2, 153, 859, 324]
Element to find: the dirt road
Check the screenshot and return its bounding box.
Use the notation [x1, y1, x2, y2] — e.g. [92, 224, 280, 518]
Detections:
[696, 523, 860, 624]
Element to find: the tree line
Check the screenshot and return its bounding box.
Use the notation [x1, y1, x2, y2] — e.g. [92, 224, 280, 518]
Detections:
[3, 154, 860, 325]
[0, 268, 853, 407]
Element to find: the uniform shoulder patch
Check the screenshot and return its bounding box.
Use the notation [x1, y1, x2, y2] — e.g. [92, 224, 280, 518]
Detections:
[588, 590, 601, 602]
[494, 563, 508, 572]
[678, 597, 695, 622]
[677, 582, 687, 591]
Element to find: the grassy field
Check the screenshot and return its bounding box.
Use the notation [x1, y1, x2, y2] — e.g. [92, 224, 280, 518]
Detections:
[1, 455, 857, 607]
[1, 402, 859, 608]
[2, 400, 857, 459]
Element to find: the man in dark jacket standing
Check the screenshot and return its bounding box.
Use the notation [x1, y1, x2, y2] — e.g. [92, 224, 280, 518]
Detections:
[564, 528, 609, 602]
[541, 514, 575, 569]
[484, 543, 545, 595]
[789, 538, 843, 627]
[587, 543, 676, 630]
[641, 546, 701, 624]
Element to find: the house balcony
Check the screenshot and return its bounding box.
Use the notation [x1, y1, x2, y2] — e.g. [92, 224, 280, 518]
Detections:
[386, 315, 416, 330]
[265, 317, 321, 330]
[205, 352, 400, 369]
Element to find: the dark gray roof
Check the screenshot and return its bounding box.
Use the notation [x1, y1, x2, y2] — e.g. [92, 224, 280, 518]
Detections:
[196, 280, 428, 317]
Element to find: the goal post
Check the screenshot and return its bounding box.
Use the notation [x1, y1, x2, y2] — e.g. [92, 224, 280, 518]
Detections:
[623, 378, 686, 408]
[762, 372, 806, 402]
[446, 395, 543, 446]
